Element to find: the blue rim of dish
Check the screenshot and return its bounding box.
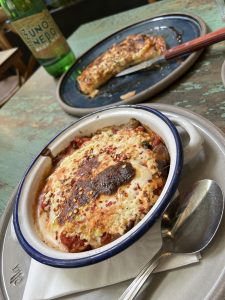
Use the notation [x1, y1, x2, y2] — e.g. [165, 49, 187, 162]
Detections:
[13, 104, 183, 268]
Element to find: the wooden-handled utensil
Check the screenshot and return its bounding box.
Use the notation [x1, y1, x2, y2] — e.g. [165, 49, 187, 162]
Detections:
[116, 27, 225, 77]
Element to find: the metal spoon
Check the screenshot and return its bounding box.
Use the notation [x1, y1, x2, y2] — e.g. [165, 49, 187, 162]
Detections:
[119, 179, 224, 300]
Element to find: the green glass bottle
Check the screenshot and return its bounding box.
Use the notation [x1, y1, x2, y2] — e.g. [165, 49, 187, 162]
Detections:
[0, 0, 76, 77]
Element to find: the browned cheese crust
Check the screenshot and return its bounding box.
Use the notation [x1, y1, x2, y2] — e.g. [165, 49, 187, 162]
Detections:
[35, 119, 170, 253]
[76, 34, 166, 97]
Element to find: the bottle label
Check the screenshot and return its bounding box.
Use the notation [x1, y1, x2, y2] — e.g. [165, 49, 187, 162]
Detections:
[12, 10, 70, 60]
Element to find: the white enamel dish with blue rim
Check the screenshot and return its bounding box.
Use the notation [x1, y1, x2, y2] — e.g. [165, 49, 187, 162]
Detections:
[13, 105, 184, 268]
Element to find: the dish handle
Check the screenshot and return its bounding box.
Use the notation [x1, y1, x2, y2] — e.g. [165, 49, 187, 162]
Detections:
[170, 116, 203, 165]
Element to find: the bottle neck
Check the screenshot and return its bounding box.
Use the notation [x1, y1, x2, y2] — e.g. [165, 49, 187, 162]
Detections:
[1, 0, 46, 20]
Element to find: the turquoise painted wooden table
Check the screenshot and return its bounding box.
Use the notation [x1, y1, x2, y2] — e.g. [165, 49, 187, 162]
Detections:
[0, 0, 225, 216]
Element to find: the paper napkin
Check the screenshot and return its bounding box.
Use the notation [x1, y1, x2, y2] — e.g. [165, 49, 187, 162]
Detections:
[20, 221, 201, 300]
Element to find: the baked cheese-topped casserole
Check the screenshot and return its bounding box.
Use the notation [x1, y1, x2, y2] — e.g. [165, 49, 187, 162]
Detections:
[35, 119, 170, 253]
[77, 34, 166, 97]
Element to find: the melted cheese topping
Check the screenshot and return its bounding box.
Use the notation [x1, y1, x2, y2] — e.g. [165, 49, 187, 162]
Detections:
[35, 120, 169, 252]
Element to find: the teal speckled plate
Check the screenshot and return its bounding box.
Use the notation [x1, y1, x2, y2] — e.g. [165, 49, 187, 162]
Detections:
[57, 13, 207, 116]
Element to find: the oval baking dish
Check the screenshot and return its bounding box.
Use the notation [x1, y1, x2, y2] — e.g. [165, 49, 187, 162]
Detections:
[13, 105, 183, 268]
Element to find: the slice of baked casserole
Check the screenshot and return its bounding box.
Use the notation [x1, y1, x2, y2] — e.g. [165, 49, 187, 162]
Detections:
[77, 34, 166, 97]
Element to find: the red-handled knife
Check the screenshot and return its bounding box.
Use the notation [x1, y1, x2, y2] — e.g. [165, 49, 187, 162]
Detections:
[116, 27, 225, 77]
